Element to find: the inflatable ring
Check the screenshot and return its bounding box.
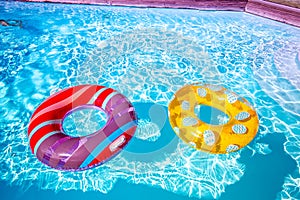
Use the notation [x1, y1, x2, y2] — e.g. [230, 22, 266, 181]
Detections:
[28, 85, 137, 170]
[168, 83, 259, 154]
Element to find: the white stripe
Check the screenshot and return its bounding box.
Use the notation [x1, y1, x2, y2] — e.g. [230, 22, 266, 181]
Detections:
[34, 131, 61, 155]
[30, 86, 92, 125]
[87, 87, 107, 104]
[101, 91, 119, 110]
[29, 119, 61, 140]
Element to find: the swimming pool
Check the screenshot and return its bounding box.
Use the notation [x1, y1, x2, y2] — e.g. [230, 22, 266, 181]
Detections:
[0, 1, 300, 200]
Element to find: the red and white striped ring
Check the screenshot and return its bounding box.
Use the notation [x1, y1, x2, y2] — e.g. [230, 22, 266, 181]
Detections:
[27, 85, 137, 171]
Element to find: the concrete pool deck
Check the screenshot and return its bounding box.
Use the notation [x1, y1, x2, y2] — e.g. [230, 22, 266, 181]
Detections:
[21, 0, 300, 27]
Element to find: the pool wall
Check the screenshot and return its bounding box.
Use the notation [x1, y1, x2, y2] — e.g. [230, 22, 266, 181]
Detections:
[20, 0, 300, 27]
[246, 0, 300, 27]
[21, 0, 248, 11]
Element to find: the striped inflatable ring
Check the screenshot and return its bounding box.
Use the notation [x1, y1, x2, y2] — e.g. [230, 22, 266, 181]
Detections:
[28, 85, 137, 171]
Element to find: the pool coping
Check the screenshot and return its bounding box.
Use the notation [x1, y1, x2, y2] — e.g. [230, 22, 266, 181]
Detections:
[246, 0, 300, 27]
[20, 0, 300, 28]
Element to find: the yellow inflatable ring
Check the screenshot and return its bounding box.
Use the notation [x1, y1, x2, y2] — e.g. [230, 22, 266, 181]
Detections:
[168, 84, 259, 154]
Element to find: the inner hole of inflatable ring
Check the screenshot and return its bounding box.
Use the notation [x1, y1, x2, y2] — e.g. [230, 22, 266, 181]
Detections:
[62, 105, 107, 137]
[194, 105, 230, 125]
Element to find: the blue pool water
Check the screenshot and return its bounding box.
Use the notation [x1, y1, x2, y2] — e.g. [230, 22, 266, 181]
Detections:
[1, 1, 300, 200]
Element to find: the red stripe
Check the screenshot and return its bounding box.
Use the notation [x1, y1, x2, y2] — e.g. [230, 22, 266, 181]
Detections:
[28, 85, 104, 133]
[94, 88, 115, 107]
[31, 85, 86, 117]
[87, 127, 136, 167]
[29, 85, 109, 153]
[28, 106, 71, 135]
[29, 123, 61, 152]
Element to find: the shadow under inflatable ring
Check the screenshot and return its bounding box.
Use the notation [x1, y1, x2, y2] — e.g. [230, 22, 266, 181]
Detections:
[27, 85, 137, 171]
[122, 102, 178, 162]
